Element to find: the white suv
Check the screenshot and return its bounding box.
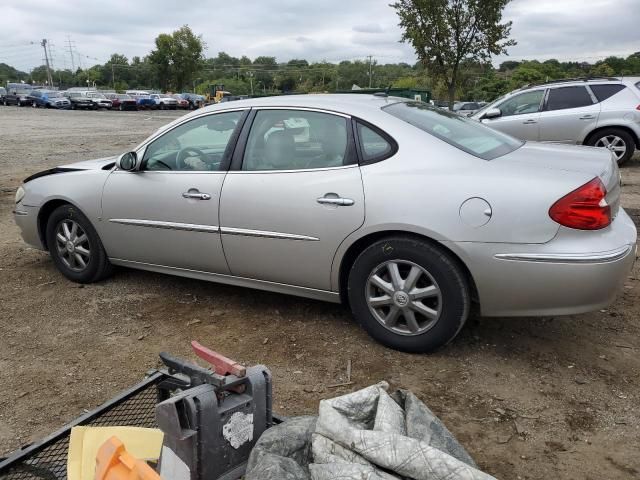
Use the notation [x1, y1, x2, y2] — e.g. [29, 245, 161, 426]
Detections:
[149, 93, 178, 110]
[472, 78, 640, 164]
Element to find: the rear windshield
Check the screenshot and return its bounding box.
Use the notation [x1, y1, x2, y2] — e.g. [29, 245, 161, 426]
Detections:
[383, 101, 523, 160]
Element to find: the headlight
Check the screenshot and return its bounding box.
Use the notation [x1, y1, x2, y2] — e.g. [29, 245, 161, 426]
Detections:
[15, 186, 25, 204]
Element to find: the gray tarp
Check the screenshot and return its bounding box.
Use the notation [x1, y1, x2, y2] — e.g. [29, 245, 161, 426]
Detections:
[246, 382, 495, 480]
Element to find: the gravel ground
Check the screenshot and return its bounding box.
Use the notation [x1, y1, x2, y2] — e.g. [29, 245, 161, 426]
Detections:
[0, 107, 639, 479]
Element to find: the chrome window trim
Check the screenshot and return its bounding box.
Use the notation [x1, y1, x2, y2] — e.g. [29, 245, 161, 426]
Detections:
[225, 164, 358, 175]
[494, 244, 633, 264]
[252, 106, 351, 118]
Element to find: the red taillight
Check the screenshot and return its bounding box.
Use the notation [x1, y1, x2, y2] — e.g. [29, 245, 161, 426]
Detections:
[549, 177, 611, 230]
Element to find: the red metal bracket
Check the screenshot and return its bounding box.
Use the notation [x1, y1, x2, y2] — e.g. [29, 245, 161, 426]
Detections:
[191, 341, 246, 377]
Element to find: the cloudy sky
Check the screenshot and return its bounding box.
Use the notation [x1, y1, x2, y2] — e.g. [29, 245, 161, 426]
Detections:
[1, 0, 638, 72]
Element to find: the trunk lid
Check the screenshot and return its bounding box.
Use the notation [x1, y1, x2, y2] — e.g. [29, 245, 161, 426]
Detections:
[495, 142, 621, 218]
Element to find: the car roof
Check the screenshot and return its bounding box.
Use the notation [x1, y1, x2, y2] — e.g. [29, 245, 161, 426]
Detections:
[200, 93, 406, 116]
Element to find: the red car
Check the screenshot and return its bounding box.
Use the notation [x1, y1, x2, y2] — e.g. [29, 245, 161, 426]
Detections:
[171, 94, 190, 109]
[105, 93, 138, 111]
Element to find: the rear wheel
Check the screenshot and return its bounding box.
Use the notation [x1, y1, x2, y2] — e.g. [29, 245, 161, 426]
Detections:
[347, 237, 470, 353]
[45, 205, 113, 283]
[587, 128, 635, 165]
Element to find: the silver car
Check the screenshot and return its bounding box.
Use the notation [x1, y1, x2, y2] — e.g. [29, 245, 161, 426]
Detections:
[472, 78, 640, 164]
[13, 95, 637, 352]
[453, 101, 482, 117]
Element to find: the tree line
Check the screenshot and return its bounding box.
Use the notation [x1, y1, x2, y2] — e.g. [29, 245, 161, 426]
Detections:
[2, 24, 639, 103]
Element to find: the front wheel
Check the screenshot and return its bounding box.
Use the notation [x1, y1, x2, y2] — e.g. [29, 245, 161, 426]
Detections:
[587, 128, 635, 165]
[45, 205, 113, 283]
[347, 237, 470, 353]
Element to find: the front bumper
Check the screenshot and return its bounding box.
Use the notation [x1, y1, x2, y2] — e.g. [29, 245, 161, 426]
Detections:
[13, 205, 44, 250]
[452, 209, 638, 317]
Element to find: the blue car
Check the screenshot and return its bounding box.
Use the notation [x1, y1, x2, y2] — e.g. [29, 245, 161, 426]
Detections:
[30, 90, 71, 109]
[125, 90, 156, 109]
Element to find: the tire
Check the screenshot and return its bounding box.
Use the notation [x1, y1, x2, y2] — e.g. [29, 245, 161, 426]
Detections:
[347, 237, 470, 353]
[587, 128, 635, 166]
[159, 103, 165, 110]
[45, 204, 113, 284]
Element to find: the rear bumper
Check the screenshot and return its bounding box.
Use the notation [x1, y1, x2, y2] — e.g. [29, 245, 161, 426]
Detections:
[451, 209, 638, 317]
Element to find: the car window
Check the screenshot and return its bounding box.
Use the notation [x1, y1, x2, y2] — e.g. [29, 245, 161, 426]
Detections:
[242, 109, 349, 171]
[590, 84, 626, 102]
[496, 90, 544, 117]
[545, 86, 593, 111]
[357, 123, 393, 162]
[143, 111, 244, 172]
[383, 101, 523, 160]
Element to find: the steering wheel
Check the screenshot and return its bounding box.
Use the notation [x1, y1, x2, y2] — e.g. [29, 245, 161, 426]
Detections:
[176, 146, 208, 170]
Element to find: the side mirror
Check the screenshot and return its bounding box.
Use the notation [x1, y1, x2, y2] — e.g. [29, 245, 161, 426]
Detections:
[482, 107, 502, 120]
[117, 152, 137, 171]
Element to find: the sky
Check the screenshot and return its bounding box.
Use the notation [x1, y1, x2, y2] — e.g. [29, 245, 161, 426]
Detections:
[0, 0, 638, 73]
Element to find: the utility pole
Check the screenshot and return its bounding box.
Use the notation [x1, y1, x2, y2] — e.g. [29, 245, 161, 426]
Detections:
[112, 63, 115, 89]
[248, 71, 254, 96]
[367, 55, 374, 88]
[66, 36, 76, 71]
[41, 39, 54, 86]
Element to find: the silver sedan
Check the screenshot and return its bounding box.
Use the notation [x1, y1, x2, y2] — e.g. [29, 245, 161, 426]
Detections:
[13, 94, 637, 352]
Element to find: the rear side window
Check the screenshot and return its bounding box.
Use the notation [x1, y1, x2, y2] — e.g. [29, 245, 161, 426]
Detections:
[356, 123, 394, 163]
[383, 101, 523, 160]
[546, 86, 593, 111]
[590, 84, 626, 102]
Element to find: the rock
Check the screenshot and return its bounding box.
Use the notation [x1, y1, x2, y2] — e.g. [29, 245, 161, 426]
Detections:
[187, 319, 201, 326]
[497, 433, 513, 444]
[262, 338, 269, 345]
[574, 375, 589, 385]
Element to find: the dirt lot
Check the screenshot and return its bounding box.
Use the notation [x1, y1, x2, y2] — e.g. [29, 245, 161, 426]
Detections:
[0, 107, 639, 479]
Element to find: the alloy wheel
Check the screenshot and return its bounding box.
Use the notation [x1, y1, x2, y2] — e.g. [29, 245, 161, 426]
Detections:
[595, 135, 627, 162]
[55, 219, 91, 272]
[366, 260, 442, 336]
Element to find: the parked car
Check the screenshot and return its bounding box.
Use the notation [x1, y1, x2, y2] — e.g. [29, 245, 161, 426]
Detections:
[104, 93, 138, 111]
[472, 77, 640, 164]
[149, 93, 178, 110]
[84, 92, 113, 109]
[171, 94, 190, 109]
[125, 90, 156, 109]
[29, 90, 71, 109]
[13, 94, 636, 353]
[63, 91, 95, 110]
[0, 87, 6, 103]
[179, 92, 204, 109]
[4, 88, 33, 106]
[453, 101, 482, 116]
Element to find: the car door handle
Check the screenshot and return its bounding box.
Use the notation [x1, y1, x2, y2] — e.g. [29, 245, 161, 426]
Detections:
[182, 192, 211, 200]
[317, 197, 355, 206]
[579, 115, 596, 120]
[522, 119, 537, 124]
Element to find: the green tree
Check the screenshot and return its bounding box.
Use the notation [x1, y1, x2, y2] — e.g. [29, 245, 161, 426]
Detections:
[392, 0, 516, 109]
[148, 25, 205, 91]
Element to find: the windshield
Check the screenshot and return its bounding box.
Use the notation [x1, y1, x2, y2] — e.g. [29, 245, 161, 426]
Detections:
[383, 101, 523, 160]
